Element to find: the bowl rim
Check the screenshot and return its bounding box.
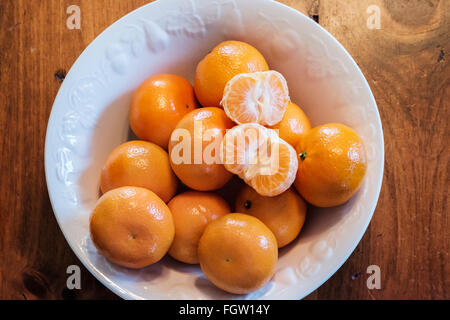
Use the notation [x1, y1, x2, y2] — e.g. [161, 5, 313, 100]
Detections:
[275, 0, 385, 299]
[45, 0, 384, 300]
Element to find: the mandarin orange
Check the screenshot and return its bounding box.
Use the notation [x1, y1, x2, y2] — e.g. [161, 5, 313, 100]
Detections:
[270, 102, 311, 148]
[130, 74, 197, 149]
[235, 186, 307, 248]
[198, 213, 278, 294]
[194, 41, 269, 108]
[90, 186, 174, 269]
[100, 140, 178, 202]
[168, 191, 230, 264]
[169, 107, 234, 191]
[294, 123, 367, 207]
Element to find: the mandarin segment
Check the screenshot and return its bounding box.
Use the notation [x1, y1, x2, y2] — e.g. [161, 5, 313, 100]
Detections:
[198, 213, 278, 294]
[168, 191, 230, 264]
[294, 123, 367, 207]
[100, 140, 178, 203]
[194, 41, 269, 108]
[90, 187, 175, 269]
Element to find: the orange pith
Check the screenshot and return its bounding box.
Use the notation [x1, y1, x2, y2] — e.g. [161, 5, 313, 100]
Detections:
[221, 123, 298, 197]
[221, 71, 290, 126]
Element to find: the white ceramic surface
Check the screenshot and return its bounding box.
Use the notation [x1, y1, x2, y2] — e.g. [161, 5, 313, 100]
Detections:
[45, 0, 384, 300]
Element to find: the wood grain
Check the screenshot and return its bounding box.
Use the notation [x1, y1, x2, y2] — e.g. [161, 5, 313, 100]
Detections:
[0, 0, 448, 300]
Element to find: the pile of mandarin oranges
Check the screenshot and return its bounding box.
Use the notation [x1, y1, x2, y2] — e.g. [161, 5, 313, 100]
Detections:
[89, 41, 367, 294]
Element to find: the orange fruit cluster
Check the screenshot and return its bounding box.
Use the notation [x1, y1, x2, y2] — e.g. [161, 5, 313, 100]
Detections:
[89, 40, 367, 295]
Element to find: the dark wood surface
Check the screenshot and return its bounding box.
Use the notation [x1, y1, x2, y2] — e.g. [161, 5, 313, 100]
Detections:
[0, 0, 448, 300]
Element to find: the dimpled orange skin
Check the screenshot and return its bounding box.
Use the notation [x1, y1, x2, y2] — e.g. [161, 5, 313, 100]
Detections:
[235, 186, 307, 248]
[90, 186, 175, 269]
[198, 213, 278, 294]
[269, 102, 311, 148]
[168, 191, 230, 264]
[168, 107, 234, 191]
[294, 123, 367, 207]
[130, 74, 197, 149]
[194, 41, 269, 108]
[100, 140, 178, 203]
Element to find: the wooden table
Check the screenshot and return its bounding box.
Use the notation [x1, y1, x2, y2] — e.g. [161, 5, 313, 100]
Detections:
[0, 0, 448, 300]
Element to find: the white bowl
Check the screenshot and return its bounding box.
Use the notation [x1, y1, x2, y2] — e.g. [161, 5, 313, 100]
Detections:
[45, 0, 384, 300]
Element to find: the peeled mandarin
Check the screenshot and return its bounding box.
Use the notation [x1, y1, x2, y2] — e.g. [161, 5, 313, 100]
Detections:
[221, 123, 298, 197]
[221, 71, 289, 126]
